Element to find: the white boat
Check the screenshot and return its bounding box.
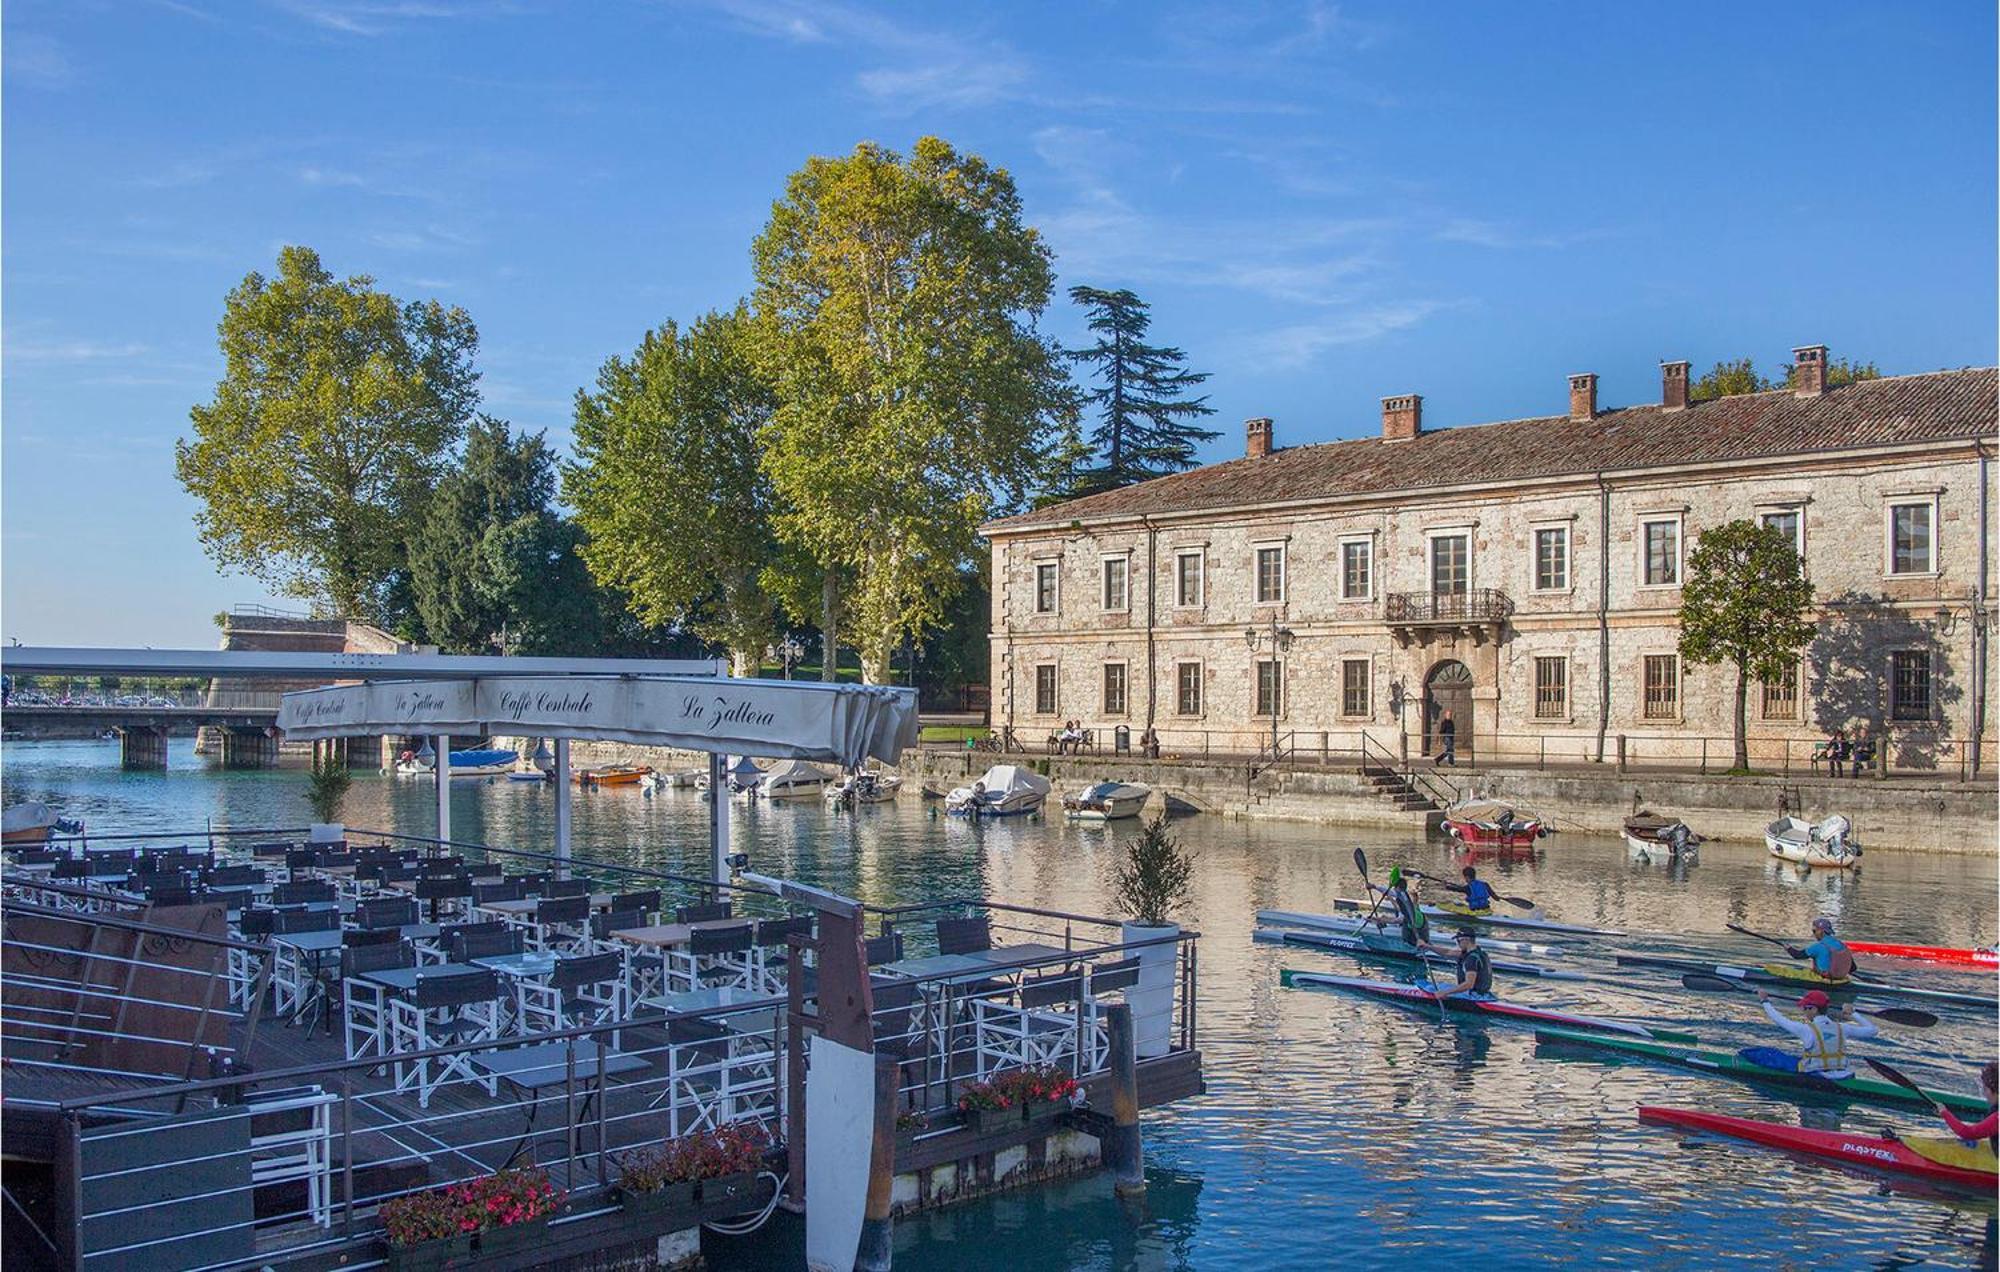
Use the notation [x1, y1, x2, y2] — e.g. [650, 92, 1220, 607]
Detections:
[1061, 781, 1152, 822]
[944, 764, 1052, 818]
[757, 759, 831, 800]
[1621, 811, 1700, 861]
[698, 755, 765, 795]
[1765, 814, 1862, 869]
[826, 770, 903, 808]
[3, 801, 77, 846]
[506, 769, 551, 783]
[395, 746, 519, 778]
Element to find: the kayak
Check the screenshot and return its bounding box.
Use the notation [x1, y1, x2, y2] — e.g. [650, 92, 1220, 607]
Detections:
[1255, 909, 1571, 956]
[1613, 954, 1999, 1010]
[1328, 895, 1622, 938]
[1640, 1106, 1998, 1193]
[1847, 940, 1999, 969]
[1533, 1027, 1990, 1113]
[1281, 969, 1696, 1042]
[1252, 927, 1587, 980]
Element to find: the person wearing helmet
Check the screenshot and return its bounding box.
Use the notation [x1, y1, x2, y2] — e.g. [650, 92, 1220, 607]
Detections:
[1740, 987, 1878, 1079]
[1786, 917, 1856, 982]
[1429, 927, 1494, 1001]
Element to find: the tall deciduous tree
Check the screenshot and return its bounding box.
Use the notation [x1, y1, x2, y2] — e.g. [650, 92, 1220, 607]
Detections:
[407, 417, 556, 652]
[1063, 285, 1215, 496]
[1690, 355, 1880, 402]
[1678, 520, 1816, 771]
[175, 246, 479, 620]
[565, 307, 778, 673]
[750, 137, 1074, 683]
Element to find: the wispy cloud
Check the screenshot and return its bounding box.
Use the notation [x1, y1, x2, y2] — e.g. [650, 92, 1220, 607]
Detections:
[1435, 218, 1616, 250]
[1225, 301, 1453, 371]
[269, 0, 516, 37]
[5, 338, 152, 364]
[367, 224, 478, 252]
[6, 33, 76, 89]
[298, 165, 372, 188]
[854, 58, 1030, 113]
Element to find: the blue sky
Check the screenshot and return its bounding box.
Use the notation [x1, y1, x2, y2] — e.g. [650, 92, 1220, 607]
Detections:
[4, 1, 1994, 646]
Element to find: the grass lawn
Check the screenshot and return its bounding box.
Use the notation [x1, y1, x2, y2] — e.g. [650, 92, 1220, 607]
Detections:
[920, 725, 986, 744]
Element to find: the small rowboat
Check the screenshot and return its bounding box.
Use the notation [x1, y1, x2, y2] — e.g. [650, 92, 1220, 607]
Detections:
[1622, 811, 1699, 861]
[1282, 969, 1695, 1042]
[1326, 895, 1622, 938]
[1612, 953, 1998, 1010]
[1061, 781, 1152, 822]
[1440, 798, 1547, 848]
[576, 765, 652, 787]
[1640, 1106, 1998, 1194]
[1765, 814, 1861, 868]
[1535, 1028, 1990, 1113]
[1846, 940, 1999, 969]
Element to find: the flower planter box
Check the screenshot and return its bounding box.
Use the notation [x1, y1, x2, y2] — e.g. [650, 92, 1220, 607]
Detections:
[960, 1105, 1015, 1136]
[1022, 1098, 1068, 1127]
[383, 1233, 475, 1272]
[620, 1181, 699, 1227]
[698, 1171, 759, 1220]
[475, 1217, 549, 1260]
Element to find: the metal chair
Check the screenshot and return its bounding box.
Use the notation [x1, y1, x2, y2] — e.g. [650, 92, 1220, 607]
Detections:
[935, 915, 992, 956]
[390, 968, 505, 1106]
[356, 897, 419, 931]
[972, 972, 1085, 1079]
[519, 951, 626, 1040]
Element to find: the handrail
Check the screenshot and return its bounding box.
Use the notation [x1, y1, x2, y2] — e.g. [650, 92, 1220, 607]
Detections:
[1385, 588, 1513, 624]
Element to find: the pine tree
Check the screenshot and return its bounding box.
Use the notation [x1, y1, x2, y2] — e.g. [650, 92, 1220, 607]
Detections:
[1063, 286, 1217, 496]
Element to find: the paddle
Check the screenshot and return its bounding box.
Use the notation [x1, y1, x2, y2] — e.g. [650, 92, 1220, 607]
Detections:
[1865, 1057, 1945, 1109]
[1726, 921, 1876, 981]
[1680, 973, 1937, 1027]
[1356, 848, 1391, 929]
[1409, 869, 1536, 912]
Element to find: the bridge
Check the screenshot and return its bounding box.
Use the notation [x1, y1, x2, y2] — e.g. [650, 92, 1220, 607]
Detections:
[2, 703, 283, 767]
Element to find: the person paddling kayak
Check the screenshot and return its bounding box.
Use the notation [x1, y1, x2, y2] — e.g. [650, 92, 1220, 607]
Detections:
[1458, 866, 1495, 913]
[1934, 1061, 1999, 1151]
[1428, 927, 1494, 1001]
[1785, 917, 1856, 982]
[1368, 868, 1443, 953]
[1743, 988, 1878, 1079]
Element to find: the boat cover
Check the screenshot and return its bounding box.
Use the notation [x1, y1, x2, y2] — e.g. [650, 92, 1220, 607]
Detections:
[760, 759, 830, 788]
[972, 765, 1053, 799]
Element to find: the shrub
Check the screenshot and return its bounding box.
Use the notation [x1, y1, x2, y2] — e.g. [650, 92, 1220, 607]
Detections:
[1113, 816, 1193, 927]
[616, 1124, 769, 1193]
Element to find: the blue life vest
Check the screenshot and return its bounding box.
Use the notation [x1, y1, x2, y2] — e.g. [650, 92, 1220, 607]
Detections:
[1463, 879, 1494, 911]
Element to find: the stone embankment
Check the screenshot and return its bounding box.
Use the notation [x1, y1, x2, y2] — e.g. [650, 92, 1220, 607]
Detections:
[502, 737, 1996, 854]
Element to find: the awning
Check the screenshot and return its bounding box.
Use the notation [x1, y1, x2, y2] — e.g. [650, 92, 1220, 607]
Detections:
[277, 675, 921, 767]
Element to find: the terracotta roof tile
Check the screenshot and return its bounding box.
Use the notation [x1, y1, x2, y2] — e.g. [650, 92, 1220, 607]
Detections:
[987, 368, 1997, 533]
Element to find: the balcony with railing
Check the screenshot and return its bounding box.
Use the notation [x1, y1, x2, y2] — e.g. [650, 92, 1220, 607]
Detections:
[1384, 588, 1512, 644]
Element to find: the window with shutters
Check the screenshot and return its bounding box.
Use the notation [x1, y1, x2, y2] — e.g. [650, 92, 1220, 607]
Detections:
[1429, 534, 1469, 596]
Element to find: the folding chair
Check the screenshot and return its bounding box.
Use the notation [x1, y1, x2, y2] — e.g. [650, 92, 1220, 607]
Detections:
[936, 915, 992, 955]
[972, 972, 1084, 1079]
[588, 909, 647, 953]
[245, 1085, 339, 1228]
[390, 968, 504, 1106]
[518, 951, 626, 1040]
[611, 889, 661, 919]
[273, 880, 336, 906]
[415, 873, 473, 922]
[543, 877, 592, 899]
[865, 932, 905, 965]
[753, 916, 813, 992]
[530, 895, 591, 953]
[676, 902, 733, 924]
[356, 896, 419, 931]
[472, 880, 524, 906]
[341, 940, 415, 1060]
[452, 927, 526, 963]
[676, 924, 757, 992]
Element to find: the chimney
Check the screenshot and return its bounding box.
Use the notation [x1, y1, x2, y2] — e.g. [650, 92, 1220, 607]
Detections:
[1568, 373, 1598, 421]
[1661, 360, 1690, 412]
[1380, 394, 1422, 442]
[1245, 417, 1274, 459]
[1792, 344, 1828, 397]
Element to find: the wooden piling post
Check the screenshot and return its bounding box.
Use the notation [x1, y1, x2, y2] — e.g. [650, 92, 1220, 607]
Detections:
[1102, 1002, 1145, 1197]
[856, 1049, 900, 1271]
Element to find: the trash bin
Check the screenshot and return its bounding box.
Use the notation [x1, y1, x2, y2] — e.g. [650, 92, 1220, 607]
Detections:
[1114, 724, 1131, 754]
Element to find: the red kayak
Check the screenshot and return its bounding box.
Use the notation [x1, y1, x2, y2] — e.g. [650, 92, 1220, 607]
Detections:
[1845, 939, 1998, 969]
[1641, 1106, 1999, 1193]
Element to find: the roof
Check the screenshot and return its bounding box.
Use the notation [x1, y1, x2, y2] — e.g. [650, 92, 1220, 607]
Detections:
[987, 368, 1996, 534]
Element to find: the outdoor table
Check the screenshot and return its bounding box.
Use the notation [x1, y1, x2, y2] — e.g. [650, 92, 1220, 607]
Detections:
[473, 1038, 650, 1170]
[615, 920, 758, 1006]
[355, 960, 483, 994]
[975, 942, 1072, 968]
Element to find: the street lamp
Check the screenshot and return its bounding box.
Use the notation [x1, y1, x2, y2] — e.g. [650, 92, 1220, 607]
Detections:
[767, 636, 806, 680]
[1244, 618, 1295, 757]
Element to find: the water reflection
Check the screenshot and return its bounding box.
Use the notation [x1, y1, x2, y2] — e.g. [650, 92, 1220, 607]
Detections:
[5, 738, 1995, 1270]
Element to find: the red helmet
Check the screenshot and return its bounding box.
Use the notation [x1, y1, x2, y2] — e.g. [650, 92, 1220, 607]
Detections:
[1798, 990, 1832, 1011]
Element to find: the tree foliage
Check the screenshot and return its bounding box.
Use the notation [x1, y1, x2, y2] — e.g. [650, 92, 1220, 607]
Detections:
[1113, 816, 1195, 928]
[749, 137, 1075, 683]
[565, 306, 778, 672]
[1678, 519, 1816, 770]
[305, 749, 352, 823]
[1690, 355, 1880, 402]
[175, 246, 479, 620]
[1062, 285, 1215, 496]
[408, 417, 557, 652]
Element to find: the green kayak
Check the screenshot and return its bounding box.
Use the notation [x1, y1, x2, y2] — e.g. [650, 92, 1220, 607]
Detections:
[1533, 1027, 1989, 1113]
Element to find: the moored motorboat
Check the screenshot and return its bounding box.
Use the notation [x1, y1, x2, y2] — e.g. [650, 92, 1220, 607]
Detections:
[2, 802, 78, 845]
[944, 764, 1051, 818]
[396, 746, 519, 778]
[1281, 969, 1694, 1041]
[1765, 814, 1861, 868]
[1640, 1106, 1998, 1194]
[1846, 939, 1999, 969]
[1622, 811, 1701, 861]
[1061, 781, 1151, 822]
[576, 764, 653, 787]
[756, 759, 832, 800]
[1440, 797, 1548, 848]
[825, 770, 902, 808]
[1535, 1028, 1989, 1113]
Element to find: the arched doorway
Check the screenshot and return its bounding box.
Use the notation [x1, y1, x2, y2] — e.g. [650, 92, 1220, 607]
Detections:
[1424, 660, 1474, 762]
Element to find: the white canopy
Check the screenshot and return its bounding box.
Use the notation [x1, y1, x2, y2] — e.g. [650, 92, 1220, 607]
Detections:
[277, 674, 920, 767]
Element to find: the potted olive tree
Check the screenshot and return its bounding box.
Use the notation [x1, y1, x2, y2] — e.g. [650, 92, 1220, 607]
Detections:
[1113, 817, 1193, 1059]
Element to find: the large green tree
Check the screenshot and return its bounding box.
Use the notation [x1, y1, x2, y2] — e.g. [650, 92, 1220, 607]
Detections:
[407, 416, 557, 652]
[1062, 285, 1215, 496]
[750, 136, 1075, 683]
[1678, 519, 1816, 771]
[565, 307, 778, 673]
[175, 245, 479, 620]
[1690, 355, 1880, 402]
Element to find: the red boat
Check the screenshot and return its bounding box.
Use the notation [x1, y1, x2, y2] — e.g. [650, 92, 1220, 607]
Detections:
[1640, 1106, 1998, 1193]
[1846, 940, 1998, 969]
[1440, 798, 1548, 848]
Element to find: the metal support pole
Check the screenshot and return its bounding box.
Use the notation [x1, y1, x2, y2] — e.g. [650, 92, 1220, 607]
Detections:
[710, 752, 730, 900]
[433, 733, 451, 848]
[1102, 1002, 1145, 1197]
[856, 1050, 900, 1271]
[553, 738, 572, 879]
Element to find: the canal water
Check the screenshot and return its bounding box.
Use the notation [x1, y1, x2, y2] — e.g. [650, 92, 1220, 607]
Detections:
[6, 738, 1996, 1269]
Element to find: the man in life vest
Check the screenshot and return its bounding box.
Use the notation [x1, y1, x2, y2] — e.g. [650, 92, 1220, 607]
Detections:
[1458, 866, 1495, 913]
[1785, 916, 1856, 982]
[1369, 868, 1443, 954]
[1742, 988, 1878, 1079]
[1429, 927, 1494, 1001]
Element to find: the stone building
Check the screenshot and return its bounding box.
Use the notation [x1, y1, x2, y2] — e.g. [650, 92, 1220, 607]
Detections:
[980, 349, 1996, 774]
